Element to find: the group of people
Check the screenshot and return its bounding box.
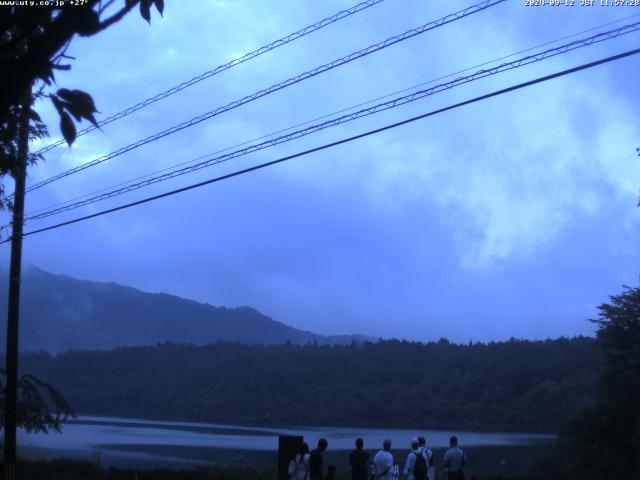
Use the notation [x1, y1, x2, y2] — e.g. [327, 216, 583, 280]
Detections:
[288, 435, 467, 480]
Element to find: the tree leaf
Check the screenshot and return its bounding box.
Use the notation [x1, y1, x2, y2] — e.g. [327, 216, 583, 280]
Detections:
[75, 9, 100, 37]
[29, 109, 41, 122]
[154, 0, 164, 16]
[73, 89, 98, 113]
[57, 88, 96, 111]
[62, 101, 83, 122]
[45, 69, 56, 86]
[140, 0, 151, 23]
[50, 95, 64, 114]
[56, 88, 72, 101]
[57, 89, 98, 123]
[85, 112, 100, 129]
[60, 111, 76, 146]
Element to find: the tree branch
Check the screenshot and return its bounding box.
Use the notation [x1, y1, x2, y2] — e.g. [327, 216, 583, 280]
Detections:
[85, 0, 139, 35]
[0, 2, 101, 123]
[98, 0, 118, 15]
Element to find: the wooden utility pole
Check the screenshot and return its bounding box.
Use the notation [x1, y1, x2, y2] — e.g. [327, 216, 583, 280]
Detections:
[3, 92, 31, 479]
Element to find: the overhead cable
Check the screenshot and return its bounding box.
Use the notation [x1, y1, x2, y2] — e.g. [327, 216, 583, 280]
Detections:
[21, 0, 505, 196]
[33, 0, 389, 156]
[23, 12, 640, 219]
[3, 46, 638, 244]
[22, 21, 640, 222]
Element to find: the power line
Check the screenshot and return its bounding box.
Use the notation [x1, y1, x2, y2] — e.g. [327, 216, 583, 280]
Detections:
[25, 0, 503, 194]
[20, 0, 505, 197]
[21, 20, 640, 223]
[32, 0, 389, 156]
[4, 46, 638, 245]
[23, 12, 640, 219]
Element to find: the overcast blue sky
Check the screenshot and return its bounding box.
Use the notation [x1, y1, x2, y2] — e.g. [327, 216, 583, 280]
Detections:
[2, 0, 639, 342]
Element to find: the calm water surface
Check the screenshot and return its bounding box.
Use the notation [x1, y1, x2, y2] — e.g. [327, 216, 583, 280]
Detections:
[18, 415, 555, 468]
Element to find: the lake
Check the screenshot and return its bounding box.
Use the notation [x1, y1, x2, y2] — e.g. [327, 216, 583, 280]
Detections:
[18, 415, 555, 474]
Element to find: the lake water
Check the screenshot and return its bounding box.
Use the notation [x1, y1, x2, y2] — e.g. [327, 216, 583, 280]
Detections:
[18, 415, 555, 470]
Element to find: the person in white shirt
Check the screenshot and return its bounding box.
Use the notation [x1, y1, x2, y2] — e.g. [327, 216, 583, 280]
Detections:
[418, 436, 434, 480]
[442, 436, 467, 480]
[290, 442, 310, 480]
[403, 438, 425, 480]
[373, 439, 394, 480]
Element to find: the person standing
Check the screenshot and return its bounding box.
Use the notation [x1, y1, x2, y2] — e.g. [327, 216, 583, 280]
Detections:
[349, 437, 369, 480]
[326, 465, 337, 480]
[403, 438, 426, 480]
[442, 436, 467, 480]
[290, 442, 311, 480]
[309, 438, 329, 480]
[373, 439, 394, 480]
[418, 436, 434, 480]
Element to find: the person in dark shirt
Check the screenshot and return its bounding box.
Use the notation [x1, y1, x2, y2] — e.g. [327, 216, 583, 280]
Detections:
[349, 437, 370, 480]
[327, 465, 337, 480]
[309, 438, 329, 480]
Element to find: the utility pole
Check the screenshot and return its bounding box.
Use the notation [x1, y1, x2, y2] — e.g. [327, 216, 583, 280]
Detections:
[3, 91, 31, 480]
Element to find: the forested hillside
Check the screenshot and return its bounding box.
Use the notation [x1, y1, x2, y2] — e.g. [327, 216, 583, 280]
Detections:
[21, 337, 599, 432]
[0, 266, 370, 351]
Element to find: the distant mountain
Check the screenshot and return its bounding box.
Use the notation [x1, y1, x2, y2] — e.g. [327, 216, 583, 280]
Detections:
[0, 266, 374, 352]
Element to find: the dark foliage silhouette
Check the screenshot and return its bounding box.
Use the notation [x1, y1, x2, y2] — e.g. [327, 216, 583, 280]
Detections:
[21, 337, 599, 431]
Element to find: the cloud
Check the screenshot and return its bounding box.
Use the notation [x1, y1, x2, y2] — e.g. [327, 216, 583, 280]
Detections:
[10, 0, 640, 343]
[322, 65, 638, 270]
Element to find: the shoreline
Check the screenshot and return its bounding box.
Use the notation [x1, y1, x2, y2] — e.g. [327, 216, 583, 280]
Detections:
[65, 413, 561, 437]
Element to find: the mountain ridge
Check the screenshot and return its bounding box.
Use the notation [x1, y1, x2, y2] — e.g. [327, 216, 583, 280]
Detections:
[0, 265, 375, 352]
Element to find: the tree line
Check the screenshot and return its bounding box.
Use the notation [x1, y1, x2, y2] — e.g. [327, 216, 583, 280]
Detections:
[536, 286, 640, 480]
[19, 336, 599, 432]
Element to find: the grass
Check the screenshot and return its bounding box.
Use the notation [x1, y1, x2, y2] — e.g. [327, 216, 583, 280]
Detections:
[13, 457, 543, 480]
